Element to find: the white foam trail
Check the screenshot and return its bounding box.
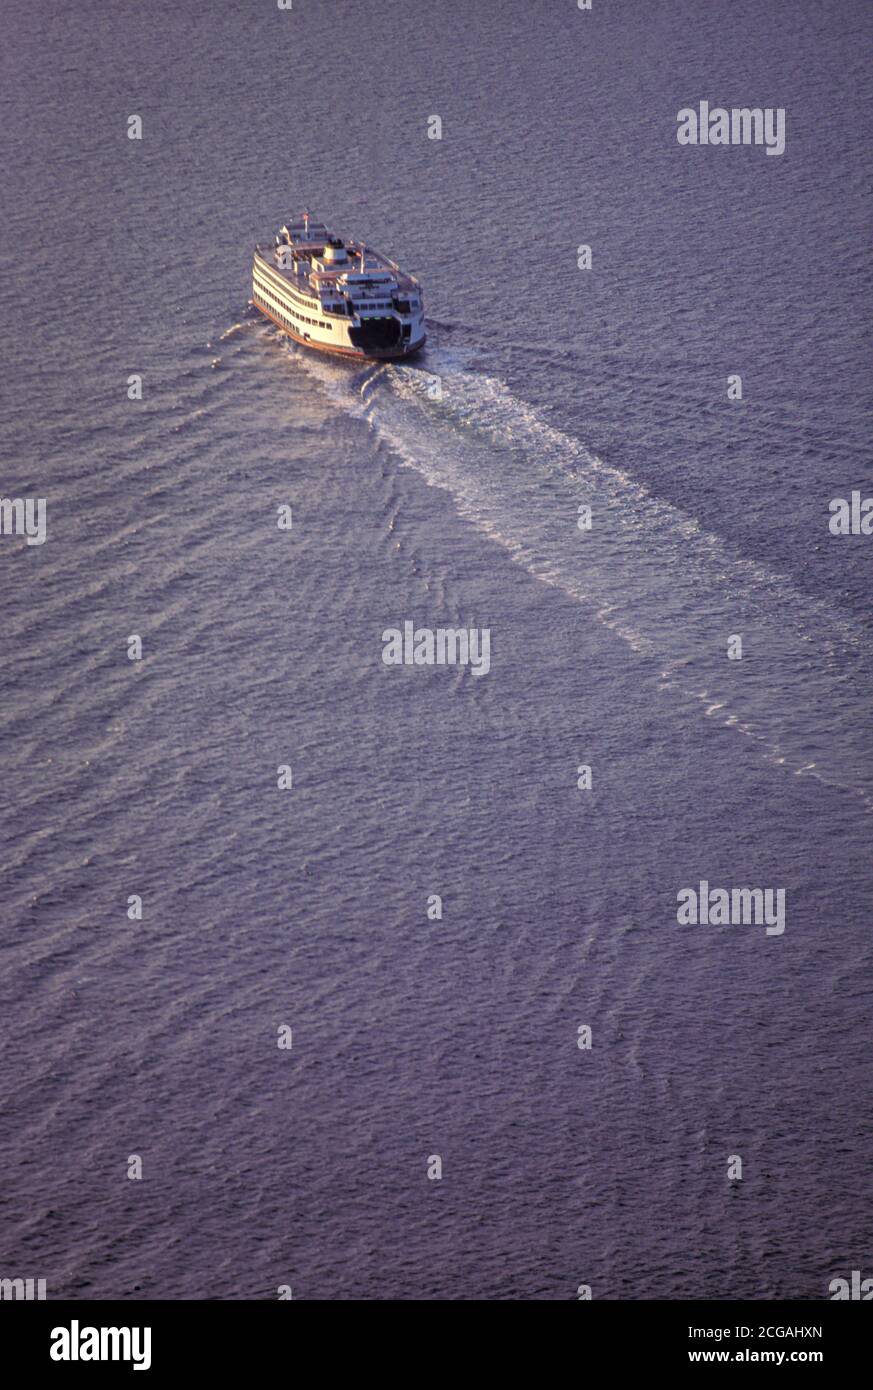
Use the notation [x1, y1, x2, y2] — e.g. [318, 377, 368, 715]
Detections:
[277, 335, 873, 810]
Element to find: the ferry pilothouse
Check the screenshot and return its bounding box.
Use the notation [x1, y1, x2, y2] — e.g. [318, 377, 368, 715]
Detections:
[252, 210, 426, 360]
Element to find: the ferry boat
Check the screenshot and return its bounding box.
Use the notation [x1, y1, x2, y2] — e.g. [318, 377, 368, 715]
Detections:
[252, 211, 426, 360]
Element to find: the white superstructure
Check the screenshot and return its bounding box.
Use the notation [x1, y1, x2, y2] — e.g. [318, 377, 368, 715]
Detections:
[252, 210, 426, 359]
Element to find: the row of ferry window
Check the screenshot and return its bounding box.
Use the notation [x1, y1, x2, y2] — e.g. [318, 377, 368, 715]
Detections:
[259, 274, 420, 325]
[266, 258, 420, 313]
[255, 280, 334, 331]
[265, 264, 419, 318]
[261, 268, 332, 318]
[267, 265, 351, 317]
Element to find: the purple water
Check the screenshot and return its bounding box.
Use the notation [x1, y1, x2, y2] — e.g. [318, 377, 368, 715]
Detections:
[1, 0, 871, 1299]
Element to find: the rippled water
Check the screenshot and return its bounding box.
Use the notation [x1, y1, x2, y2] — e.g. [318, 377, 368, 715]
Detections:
[1, 0, 871, 1299]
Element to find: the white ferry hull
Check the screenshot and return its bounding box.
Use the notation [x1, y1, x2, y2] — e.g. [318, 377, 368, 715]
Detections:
[254, 292, 426, 360]
[251, 220, 426, 362]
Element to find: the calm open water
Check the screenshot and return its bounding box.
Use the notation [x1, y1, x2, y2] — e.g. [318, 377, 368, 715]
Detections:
[1, 0, 871, 1299]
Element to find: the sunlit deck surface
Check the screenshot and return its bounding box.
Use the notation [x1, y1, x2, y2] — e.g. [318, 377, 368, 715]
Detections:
[255, 248, 417, 303]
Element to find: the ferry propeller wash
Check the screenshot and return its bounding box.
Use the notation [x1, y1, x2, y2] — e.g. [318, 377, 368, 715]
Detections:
[252, 210, 426, 360]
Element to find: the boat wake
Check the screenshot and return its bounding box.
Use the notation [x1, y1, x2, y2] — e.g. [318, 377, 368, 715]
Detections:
[277, 332, 873, 811]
